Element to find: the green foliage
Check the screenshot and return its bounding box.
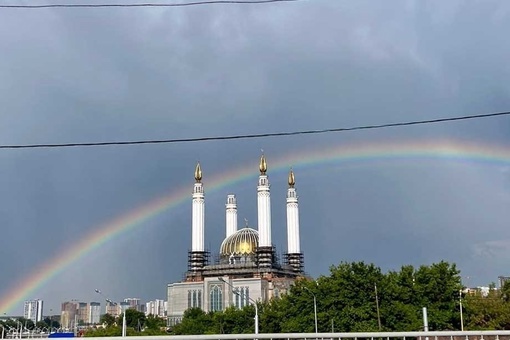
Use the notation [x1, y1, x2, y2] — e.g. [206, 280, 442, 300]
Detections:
[42, 317, 60, 329]
[165, 261, 510, 335]
[172, 308, 214, 335]
[145, 314, 166, 330]
[170, 261, 465, 334]
[35, 321, 47, 330]
[16, 317, 35, 330]
[84, 310, 167, 337]
[464, 288, 510, 330]
[84, 326, 122, 337]
[100, 313, 116, 327]
[123, 309, 146, 329]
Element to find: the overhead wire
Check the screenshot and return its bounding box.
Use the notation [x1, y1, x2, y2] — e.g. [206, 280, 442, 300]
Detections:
[0, 0, 299, 9]
[0, 110, 509, 149]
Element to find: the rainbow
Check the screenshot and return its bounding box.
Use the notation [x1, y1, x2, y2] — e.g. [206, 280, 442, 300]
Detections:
[1, 138, 509, 313]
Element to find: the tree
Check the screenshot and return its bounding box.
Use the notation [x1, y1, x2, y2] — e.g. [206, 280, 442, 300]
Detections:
[172, 308, 214, 335]
[42, 317, 60, 330]
[314, 262, 384, 332]
[144, 314, 166, 331]
[268, 261, 461, 332]
[412, 261, 461, 330]
[100, 313, 116, 328]
[167, 260, 469, 334]
[123, 309, 146, 330]
[17, 317, 35, 330]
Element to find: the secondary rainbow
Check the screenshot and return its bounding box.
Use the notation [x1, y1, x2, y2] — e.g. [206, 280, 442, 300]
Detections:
[1, 138, 509, 313]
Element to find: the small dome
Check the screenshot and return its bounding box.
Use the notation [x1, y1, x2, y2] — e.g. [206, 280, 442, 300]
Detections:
[220, 228, 259, 256]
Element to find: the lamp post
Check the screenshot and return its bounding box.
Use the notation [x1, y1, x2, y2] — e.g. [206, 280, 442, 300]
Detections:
[218, 277, 258, 335]
[374, 283, 382, 331]
[459, 289, 464, 331]
[49, 309, 53, 334]
[303, 286, 318, 335]
[95, 289, 126, 337]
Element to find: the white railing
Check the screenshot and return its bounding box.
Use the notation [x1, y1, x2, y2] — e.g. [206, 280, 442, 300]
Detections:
[84, 331, 510, 340]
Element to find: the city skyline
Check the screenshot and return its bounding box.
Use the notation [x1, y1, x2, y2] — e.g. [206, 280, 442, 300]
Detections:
[6, 298, 167, 322]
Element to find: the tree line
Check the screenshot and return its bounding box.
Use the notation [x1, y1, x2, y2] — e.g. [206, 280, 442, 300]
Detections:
[0, 317, 60, 333]
[172, 261, 510, 334]
[83, 309, 167, 336]
[3, 261, 508, 336]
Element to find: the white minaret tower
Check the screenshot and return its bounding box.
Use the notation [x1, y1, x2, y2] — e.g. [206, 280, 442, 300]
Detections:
[192, 162, 205, 252]
[286, 169, 300, 254]
[257, 154, 271, 247]
[189, 162, 207, 273]
[285, 169, 304, 273]
[225, 194, 238, 237]
[257, 154, 273, 268]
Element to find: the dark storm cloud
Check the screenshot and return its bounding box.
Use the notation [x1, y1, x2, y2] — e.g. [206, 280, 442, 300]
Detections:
[1, 0, 510, 314]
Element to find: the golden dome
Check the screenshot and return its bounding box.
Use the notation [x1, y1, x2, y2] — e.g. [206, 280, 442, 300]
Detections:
[259, 154, 267, 175]
[194, 162, 202, 182]
[288, 169, 295, 187]
[220, 228, 259, 256]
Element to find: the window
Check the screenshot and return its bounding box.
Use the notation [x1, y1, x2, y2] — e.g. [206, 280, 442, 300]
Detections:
[234, 286, 250, 308]
[210, 285, 223, 312]
[188, 290, 202, 308]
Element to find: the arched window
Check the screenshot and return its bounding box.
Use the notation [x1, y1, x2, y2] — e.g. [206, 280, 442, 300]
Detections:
[210, 285, 223, 312]
[187, 290, 192, 309]
[197, 290, 202, 308]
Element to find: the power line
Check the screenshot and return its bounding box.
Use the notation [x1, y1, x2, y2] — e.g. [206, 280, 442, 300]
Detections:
[0, 0, 299, 9]
[1, 111, 509, 150]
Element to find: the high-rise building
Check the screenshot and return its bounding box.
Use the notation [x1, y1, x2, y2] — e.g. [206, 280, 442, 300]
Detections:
[61, 301, 102, 327]
[167, 157, 305, 325]
[123, 298, 141, 311]
[88, 302, 101, 324]
[120, 301, 130, 314]
[77, 302, 88, 325]
[23, 299, 43, 323]
[105, 301, 120, 317]
[498, 276, 510, 288]
[60, 301, 78, 330]
[145, 299, 166, 317]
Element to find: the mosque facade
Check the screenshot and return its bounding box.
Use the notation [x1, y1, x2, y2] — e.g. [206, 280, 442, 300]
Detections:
[166, 155, 305, 326]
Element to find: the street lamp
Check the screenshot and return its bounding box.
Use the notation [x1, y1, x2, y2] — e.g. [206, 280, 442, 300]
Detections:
[218, 277, 258, 335]
[303, 286, 318, 335]
[49, 309, 53, 334]
[459, 289, 464, 331]
[95, 289, 126, 337]
[374, 283, 382, 331]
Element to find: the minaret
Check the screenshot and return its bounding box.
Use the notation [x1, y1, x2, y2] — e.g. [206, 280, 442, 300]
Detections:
[257, 154, 273, 268]
[286, 169, 304, 273]
[188, 162, 207, 275]
[225, 194, 238, 237]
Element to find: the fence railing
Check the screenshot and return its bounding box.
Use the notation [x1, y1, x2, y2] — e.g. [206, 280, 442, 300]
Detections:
[83, 331, 510, 340]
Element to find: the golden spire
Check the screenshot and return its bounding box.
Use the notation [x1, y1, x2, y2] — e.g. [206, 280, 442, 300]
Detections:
[288, 168, 295, 188]
[194, 162, 202, 182]
[259, 154, 267, 175]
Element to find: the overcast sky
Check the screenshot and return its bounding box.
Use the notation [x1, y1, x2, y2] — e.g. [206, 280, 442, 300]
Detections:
[1, 0, 510, 315]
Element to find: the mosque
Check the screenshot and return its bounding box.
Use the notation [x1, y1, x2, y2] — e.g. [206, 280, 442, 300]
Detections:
[166, 155, 306, 326]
